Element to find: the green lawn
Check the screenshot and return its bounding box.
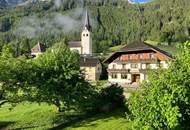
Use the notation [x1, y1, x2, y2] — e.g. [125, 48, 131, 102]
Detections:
[0, 102, 57, 130]
[0, 102, 130, 130]
[108, 45, 125, 52]
[64, 109, 130, 130]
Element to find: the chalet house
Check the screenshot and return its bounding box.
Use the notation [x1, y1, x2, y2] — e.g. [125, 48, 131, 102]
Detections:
[104, 42, 173, 86]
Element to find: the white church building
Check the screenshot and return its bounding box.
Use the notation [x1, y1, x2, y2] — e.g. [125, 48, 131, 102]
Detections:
[68, 11, 92, 55]
[68, 10, 102, 81]
[31, 10, 102, 81]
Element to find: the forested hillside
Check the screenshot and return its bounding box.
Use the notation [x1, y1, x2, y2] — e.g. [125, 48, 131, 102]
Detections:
[0, 0, 190, 54]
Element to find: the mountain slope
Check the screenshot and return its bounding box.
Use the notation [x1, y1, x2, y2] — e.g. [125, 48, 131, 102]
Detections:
[0, 0, 189, 54]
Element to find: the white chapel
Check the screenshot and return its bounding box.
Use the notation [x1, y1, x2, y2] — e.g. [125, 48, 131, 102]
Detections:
[68, 10, 102, 81]
[69, 10, 92, 55]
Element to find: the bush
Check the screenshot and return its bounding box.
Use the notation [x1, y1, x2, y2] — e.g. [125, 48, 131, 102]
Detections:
[94, 84, 125, 113]
[128, 42, 190, 130]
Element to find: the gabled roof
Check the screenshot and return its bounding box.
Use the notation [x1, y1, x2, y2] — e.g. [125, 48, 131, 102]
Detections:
[31, 42, 46, 53]
[104, 41, 173, 63]
[120, 42, 173, 57]
[68, 41, 81, 48]
[80, 56, 99, 67]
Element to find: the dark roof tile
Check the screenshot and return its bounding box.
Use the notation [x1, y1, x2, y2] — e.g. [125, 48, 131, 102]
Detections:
[120, 41, 172, 58]
[80, 56, 99, 67]
[68, 41, 81, 48]
[104, 41, 173, 63]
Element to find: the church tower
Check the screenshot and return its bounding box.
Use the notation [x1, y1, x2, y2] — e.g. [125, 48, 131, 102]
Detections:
[81, 10, 92, 55]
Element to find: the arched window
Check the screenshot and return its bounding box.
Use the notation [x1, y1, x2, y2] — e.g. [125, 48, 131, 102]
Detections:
[86, 34, 88, 36]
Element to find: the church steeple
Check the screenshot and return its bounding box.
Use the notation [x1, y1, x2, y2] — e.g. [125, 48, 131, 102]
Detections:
[84, 10, 92, 31]
[81, 9, 92, 56]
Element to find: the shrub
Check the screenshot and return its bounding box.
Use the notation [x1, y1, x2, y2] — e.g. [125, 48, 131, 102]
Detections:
[128, 42, 190, 130]
[94, 84, 125, 113]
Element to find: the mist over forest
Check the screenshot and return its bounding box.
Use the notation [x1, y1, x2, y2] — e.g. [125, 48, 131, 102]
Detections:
[0, 0, 190, 54]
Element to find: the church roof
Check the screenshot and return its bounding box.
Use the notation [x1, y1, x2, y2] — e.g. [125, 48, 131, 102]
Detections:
[68, 41, 81, 48]
[104, 41, 173, 63]
[84, 10, 92, 31]
[31, 42, 46, 53]
[80, 56, 99, 67]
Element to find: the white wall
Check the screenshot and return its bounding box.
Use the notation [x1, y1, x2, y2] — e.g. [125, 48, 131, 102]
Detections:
[149, 63, 159, 69]
[81, 29, 92, 55]
[160, 61, 168, 68]
[140, 73, 145, 82]
[107, 61, 169, 85]
[142, 64, 146, 69]
[108, 73, 132, 84]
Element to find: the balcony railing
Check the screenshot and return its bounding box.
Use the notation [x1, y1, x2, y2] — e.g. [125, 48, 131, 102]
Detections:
[107, 68, 157, 74]
[107, 69, 130, 73]
[118, 58, 160, 63]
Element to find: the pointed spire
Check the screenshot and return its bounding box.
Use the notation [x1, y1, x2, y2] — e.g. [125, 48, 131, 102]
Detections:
[84, 9, 91, 31]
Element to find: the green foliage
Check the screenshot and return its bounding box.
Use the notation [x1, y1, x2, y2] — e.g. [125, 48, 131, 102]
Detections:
[0, 102, 129, 130]
[0, 102, 56, 130]
[1, 44, 14, 58]
[128, 41, 190, 129]
[64, 109, 130, 130]
[0, 42, 95, 112]
[99, 84, 125, 106]
[91, 84, 125, 113]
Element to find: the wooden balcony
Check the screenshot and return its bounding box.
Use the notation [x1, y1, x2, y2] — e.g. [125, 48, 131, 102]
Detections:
[107, 68, 154, 74]
[107, 69, 130, 73]
[117, 58, 160, 64]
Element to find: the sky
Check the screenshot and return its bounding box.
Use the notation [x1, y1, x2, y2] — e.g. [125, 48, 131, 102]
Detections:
[128, 0, 154, 4]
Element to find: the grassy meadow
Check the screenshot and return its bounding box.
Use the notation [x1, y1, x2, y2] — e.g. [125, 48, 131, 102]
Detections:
[0, 102, 129, 130]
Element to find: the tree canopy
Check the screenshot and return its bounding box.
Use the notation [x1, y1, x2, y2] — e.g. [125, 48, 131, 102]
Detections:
[0, 42, 95, 112]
